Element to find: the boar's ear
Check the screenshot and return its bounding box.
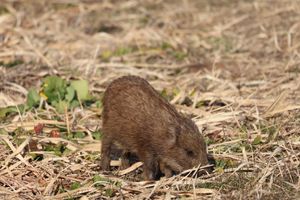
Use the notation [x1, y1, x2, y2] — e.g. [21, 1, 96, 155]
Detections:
[166, 125, 181, 146]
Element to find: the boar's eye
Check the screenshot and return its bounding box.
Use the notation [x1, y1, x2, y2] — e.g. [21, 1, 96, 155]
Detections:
[185, 149, 195, 157]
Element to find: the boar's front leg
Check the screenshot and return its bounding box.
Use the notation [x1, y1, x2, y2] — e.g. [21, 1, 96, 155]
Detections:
[159, 162, 173, 178]
[100, 134, 112, 171]
[120, 151, 131, 169]
[140, 151, 159, 180]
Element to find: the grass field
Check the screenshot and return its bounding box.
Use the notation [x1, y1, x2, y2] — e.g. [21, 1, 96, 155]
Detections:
[0, 0, 299, 199]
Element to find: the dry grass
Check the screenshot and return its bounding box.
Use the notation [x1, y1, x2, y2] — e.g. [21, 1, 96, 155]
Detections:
[0, 0, 300, 199]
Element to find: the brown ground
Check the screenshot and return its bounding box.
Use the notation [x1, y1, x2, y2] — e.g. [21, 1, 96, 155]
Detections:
[0, 0, 300, 199]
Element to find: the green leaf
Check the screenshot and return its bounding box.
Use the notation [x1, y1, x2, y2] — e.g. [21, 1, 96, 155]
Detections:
[95, 100, 102, 108]
[60, 132, 73, 140]
[101, 50, 112, 62]
[196, 100, 206, 108]
[252, 135, 262, 145]
[0, 107, 13, 118]
[65, 86, 75, 102]
[70, 182, 81, 190]
[30, 153, 43, 161]
[0, 105, 26, 118]
[172, 51, 187, 61]
[105, 189, 114, 197]
[0, 59, 23, 68]
[114, 47, 133, 56]
[73, 132, 85, 138]
[43, 143, 66, 156]
[42, 76, 67, 103]
[69, 100, 80, 109]
[54, 100, 69, 114]
[71, 80, 89, 101]
[161, 42, 173, 50]
[93, 175, 108, 187]
[93, 175, 107, 183]
[215, 159, 226, 169]
[27, 89, 40, 108]
[160, 88, 169, 100]
[92, 131, 102, 140]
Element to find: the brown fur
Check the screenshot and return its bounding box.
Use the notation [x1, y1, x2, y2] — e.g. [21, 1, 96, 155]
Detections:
[100, 76, 209, 180]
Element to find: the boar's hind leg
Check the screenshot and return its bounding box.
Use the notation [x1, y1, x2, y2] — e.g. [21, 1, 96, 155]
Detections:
[100, 134, 113, 171]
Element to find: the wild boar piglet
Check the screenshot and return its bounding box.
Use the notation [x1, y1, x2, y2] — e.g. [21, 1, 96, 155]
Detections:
[100, 75, 209, 180]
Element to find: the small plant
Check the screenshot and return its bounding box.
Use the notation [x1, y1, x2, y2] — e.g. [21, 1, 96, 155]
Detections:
[70, 181, 81, 190]
[0, 105, 26, 119]
[27, 75, 92, 113]
[92, 131, 102, 140]
[160, 88, 180, 101]
[114, 47, 134, 56]
[93, 175, 109, 187]
[214, 158, 237, 173]
[43, 143, 67, 157]
[1, 76, 94, 119]
[252, 135, 262, 145]
[0, 60, 23, 68]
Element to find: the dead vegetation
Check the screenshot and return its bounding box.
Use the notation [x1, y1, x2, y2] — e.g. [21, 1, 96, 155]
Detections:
[0, 0, 300, 199]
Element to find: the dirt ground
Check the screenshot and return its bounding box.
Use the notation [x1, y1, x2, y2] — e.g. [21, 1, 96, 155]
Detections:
[0, 0, 300, 199]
